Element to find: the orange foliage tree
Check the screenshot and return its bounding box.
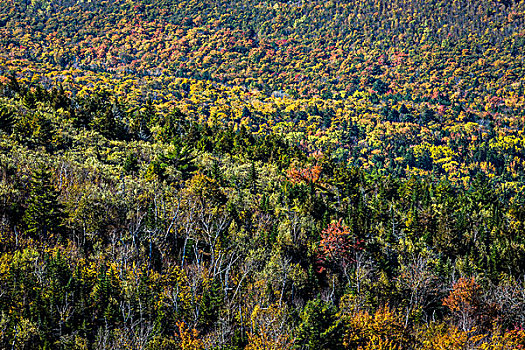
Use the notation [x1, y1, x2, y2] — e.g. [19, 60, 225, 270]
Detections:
[443, 277, 499, 333]
[286, 165, 322, 185]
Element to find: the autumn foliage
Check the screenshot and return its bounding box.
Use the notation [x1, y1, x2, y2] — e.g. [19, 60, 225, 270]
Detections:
[317, 219, 363, 272]
[0, 0, 525, 348]
[286, 165, 322, 185]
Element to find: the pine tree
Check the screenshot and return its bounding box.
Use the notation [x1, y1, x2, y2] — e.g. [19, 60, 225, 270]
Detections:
[122, 153, 139, 174]
[50, 84, 70, 110]
[0, 105, 14, 133]
[247, 161, 258, 194]
[295, 299, 343, 350]
[198, 280, 223, 332]
[33, 111, 54, 146]
[6, 73, 21, 96]
[90, 105, 119, 139]
[22, 167, 64, 240]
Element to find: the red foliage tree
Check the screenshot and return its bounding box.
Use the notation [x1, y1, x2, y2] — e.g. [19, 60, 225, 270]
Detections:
[317, 219, 363, 274]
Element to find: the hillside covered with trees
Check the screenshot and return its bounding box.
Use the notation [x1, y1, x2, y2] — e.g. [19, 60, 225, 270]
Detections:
[1, 0, 525, 348]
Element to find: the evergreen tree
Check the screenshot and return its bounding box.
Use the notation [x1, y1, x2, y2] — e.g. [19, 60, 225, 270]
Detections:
[198, 280, 223, 332]
[33, 111, 54, 147]
[295, 298, 343, 350]
[122, 153, 139, 174]
[90, 105, 121, 139]
[22, 167, 64, 240]
[247, 161, 258, 194]
[0, 105, 14, 133]
[50, 84, 70, 111]
[6, 73, 21, 97]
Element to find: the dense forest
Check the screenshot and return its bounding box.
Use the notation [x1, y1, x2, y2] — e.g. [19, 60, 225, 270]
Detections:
[1, 0, 525, 348]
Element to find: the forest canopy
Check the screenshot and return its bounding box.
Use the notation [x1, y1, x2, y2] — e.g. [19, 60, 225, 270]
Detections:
[1, 0, 525, 348]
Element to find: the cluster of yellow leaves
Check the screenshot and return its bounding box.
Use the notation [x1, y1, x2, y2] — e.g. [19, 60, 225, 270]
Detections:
[342, 306, 413, 350]
[246, 304, 293, 350]
[418, 324, 525, 350]
[177, 321, 204, 350]
[338, 300, 525, 350]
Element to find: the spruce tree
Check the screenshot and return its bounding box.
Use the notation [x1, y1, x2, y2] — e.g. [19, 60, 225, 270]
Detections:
[247, 161, 258, 194]
[23, 167, 64, 240]
[0, 105, 14, 133]
[295, 298, 343, 350]
[90, 105, 119, 139]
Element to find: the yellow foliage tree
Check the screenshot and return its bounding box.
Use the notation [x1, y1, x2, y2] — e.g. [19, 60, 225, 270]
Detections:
[177, 321, 204, 350]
